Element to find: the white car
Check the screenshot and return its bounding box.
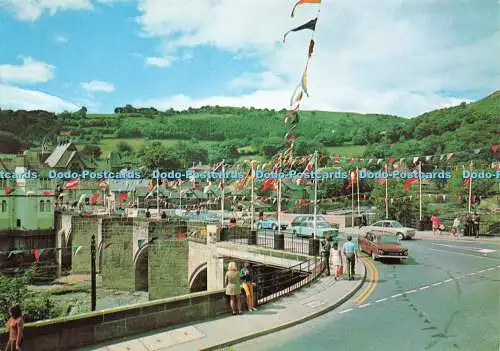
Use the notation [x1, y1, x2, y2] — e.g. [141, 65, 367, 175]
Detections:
[362, 220, 416, 240]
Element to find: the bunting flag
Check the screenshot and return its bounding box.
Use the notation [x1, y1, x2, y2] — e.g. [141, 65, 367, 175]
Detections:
[346, 169, 358, 189]
[72, 246, 83, 256]
[262, 178, 276, 192]
[403, 178, 418, 191]
[308, 39, 315, 58]
[90, 193, 100, 205]
[203, 181, 212, 194]
[492, 144, 499, 153]
[291, 0, 321, 17]
[4, 186, 12, 195]
[301, 65, 309, 96]
[119, 193, 128, 201]
[284, 106, 299, 124]
[463, 178, 471, 186]
[376, 178, 386, 184]
[147, 180, 154, 192]
[99, 180, 108, 189]
[283, 18, 318, 43]
[65, 179, 79, 189]
[42, 191, 52, 196]
[33, 248, 40, 263]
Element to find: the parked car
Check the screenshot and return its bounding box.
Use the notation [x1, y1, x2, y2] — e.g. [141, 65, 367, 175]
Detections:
[291, 215, 339, 238]
[359, 233, 408, 262]
[362, 220, 416, 240]
[257, 219, 287, 230]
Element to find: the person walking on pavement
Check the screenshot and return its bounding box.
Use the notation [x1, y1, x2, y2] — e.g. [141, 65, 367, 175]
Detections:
[343, 236, 358, 280]
[473, 212, 480, 238]
[431, 214, 440, 239]
[451, 216, 461, 239]
[330, 242, 343, 281]
[240, 262, 256, 312]
[4, 305, 24, 351]
[225, 261, 242, 315]
[321, 237, 332, 276]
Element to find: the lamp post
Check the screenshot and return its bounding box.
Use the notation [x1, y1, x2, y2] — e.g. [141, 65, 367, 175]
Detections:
[91, 234, 96, 311]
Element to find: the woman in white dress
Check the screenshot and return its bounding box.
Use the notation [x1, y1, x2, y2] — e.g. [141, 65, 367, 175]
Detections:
[330, 242, 343, 280]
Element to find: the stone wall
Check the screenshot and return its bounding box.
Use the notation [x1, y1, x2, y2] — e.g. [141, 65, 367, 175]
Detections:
[0, 290, 229, 351]
[101, 217, 135, 290]
[70, 216, 99, 274]
[148, 239, 189, 300]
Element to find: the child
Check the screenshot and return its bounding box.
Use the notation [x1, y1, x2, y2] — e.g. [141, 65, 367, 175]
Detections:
[5, 305, 24, 351]
[330, 242, 343, 280]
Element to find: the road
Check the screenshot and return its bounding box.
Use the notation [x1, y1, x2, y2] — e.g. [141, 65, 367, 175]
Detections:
[232, 238, 500, 351]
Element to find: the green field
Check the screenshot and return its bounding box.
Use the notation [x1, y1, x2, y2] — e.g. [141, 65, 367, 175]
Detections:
[99, 138, 219, 155]
[326, 145, 367, 156]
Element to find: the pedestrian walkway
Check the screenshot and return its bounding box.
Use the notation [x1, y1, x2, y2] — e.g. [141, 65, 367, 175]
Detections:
[89, 263, 366, 351]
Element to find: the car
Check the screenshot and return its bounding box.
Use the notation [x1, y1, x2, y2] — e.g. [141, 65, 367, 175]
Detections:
[359, 233, 408, 262]
[362, 220, 416, 240]
[257, 219, 288, 230]
[291, 215, 339, 239]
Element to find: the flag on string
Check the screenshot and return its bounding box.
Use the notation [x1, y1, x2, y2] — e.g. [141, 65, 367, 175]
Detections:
[346, 169, 358, 189]
[42, 191, 52, 196]
[376, 178, 386, 184]
[203, 182, 212, 194]
[119, 193, 128, 201]
[33, 248, 40, 263]
[283, 18, 318, 43]
[308, 39, 315, 57]
[290, 83, 301, 106]
[463, 178, 471, 186]
[262, 178, 276, 192]
[99, 180, 108, 189]
[301, 65, 309, 96]
[403, 178, 418, 191]
[284, 106, 299, 124]
[65, 179, 79, 189]
[388, 157, 396, 165]
[291, 0, 321, 17]
[4, 186, 12, 195]
[90, 193, 100, 205]
[491, 144, 499, 153]
[72, 246, 83, 256]
[285, 132, 297, 143]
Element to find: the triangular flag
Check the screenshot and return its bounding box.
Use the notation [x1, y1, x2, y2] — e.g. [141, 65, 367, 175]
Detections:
[308, 39, 315, 57]
[301, 65, 309, 96]
[283, 18, 318, 43]
[491, 144, 499, 153]
[291, 0, 321, 17]
[65, 179, 79, 189]
[262, 178, 276, 191]
[403, 178, 418, 191]
[33, 248, 40, 263]
[4, 186, 12, 195]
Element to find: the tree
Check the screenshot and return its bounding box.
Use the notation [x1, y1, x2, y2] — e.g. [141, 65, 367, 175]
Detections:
[81, 145, 102, 159]
[139, 142, 182, 172]
[0, 131, 25, 153]
[208, 141, 239, 163]
[116, 141, 133, 154]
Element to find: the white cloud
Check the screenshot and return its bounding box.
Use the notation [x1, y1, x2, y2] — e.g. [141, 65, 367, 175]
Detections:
[146, 56, 174, 68]
[0, 0, 93, 21]
[80, 80, 115, 93]
[136, 0, 498, 116]
[55, 35, 68, 43]
[0, 57, 55, 85]
[0, 83, 79, 112]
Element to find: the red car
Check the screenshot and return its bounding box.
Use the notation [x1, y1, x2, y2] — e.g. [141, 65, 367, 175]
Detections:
[359, 233, 408, 263]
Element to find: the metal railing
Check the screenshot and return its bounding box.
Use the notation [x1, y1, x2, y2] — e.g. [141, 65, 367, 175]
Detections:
[254, 255, 325, 305]
[220, 227, 320, 256]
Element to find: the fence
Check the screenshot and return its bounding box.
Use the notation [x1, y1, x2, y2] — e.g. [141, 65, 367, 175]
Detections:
[254, 255, 324, 305]
[220, 227, 321, 256]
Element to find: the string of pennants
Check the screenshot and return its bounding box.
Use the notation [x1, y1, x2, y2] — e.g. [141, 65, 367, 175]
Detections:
[281, 0, 323, 165]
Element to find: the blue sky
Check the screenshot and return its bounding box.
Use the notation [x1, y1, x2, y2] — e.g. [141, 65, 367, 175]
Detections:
[0, 0, 497, 116]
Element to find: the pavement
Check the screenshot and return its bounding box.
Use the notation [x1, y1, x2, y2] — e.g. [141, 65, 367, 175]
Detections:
[232, 237, 500, 351]
[87, 261, 366, 351]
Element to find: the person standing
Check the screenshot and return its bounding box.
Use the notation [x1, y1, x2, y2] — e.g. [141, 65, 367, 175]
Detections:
[342, 236, 358, 281]
[240, 262, 256, 312]
[451, 216, 461, 239]
[225, 261, 242, 315]
[431, 214, 440, 239]
[330, 242, 343, 280]
[473, 212, 480, 238]
[5, 305, 24, 351]
[321, 237, 332, 276]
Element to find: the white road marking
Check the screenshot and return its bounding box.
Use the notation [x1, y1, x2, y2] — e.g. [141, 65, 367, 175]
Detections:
[339, 308, 353, 314]
[428, 248, 500, 260]
[434, 243, 496, 254]
[339, 266, 499, 315]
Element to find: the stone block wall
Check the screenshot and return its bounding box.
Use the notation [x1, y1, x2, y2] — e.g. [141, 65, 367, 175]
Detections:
[101, 218, 135, 291]
[70, 216, 99, 274]
[148, 239, 189, 300]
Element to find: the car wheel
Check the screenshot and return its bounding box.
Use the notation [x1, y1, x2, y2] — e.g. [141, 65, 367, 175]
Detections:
[371, 251, 376, 261]
[397, 233, 404, 240]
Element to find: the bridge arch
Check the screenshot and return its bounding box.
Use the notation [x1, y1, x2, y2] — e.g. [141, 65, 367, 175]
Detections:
[134, 244, 149, 291]
[189, 263, 207, 292]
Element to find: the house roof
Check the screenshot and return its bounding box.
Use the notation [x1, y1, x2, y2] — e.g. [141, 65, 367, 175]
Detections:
[45, 143, 74, 168]
[109, 179, 149, 192]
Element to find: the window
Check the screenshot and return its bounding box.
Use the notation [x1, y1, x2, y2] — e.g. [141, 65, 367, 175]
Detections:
[16, 219, 21, 227]
[40, 200, 45, 212]
[45, 200, 51, 212]
[1, 200, 6, 213]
